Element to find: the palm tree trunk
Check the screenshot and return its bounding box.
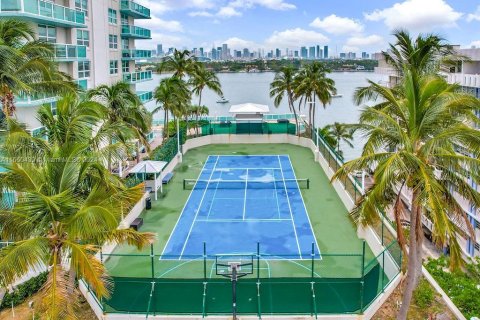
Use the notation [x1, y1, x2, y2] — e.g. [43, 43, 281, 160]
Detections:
[312, 95, 316, 132]
[164, 110, 169, 140]
[397, 191, 420, 320]
[136, 142, 140, 164]
[414, 206, 424, 286]
[288, 92, 299, 136]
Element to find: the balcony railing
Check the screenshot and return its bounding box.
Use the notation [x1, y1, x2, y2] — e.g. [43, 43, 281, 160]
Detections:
[122, 49, 151, 60]
[136, 91, 153, 103]
[0, 0, 86, 28]
[15, 92, 58, 107]
[446, 73, 480, 88]
[54, 44, 87, 61]
[121, 24, 151, 39]
[123, 70, 152, 83]
[120, 0, 150, 19]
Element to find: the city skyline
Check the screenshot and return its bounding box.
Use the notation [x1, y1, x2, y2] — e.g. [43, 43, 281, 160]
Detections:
[134, 0, 480, 55]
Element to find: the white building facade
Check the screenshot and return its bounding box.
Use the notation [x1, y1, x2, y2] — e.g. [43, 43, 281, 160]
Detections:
[0, 0, 153, 134]
[374, 48, 480, 258]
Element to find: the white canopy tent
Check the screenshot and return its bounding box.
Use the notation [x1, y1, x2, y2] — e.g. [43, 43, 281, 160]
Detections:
[129, 160, 168, 200]
[229, 103, 270, 121]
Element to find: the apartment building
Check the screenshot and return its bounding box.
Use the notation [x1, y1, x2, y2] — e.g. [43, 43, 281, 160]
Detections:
[374, 48, 480, 258]
[0, 0, 154, 134]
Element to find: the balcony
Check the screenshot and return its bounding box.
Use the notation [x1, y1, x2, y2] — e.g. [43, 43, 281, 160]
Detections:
[120, 0, 150, 19]
[121, 24, 151, 39]
[136, 91, 153, 103]
[0, 0, 86, 28]
[54, 44, 87, 62]
[446, 73, 480, 88]
[123, 70, 152, 83]
[122, 49, 152, 60]
[15, 93, 58, 107]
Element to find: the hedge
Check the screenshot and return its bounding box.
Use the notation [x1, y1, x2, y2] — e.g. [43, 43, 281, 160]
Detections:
[150, 128, 186, 163]
[0, 272, 48, 310]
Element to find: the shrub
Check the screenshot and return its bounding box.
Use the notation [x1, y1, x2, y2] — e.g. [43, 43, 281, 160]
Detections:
[413, 279, 435, 308]
[0, 272, 48, 310]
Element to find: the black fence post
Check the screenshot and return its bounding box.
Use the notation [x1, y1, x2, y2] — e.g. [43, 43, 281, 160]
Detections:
[360, 240, 366, 313]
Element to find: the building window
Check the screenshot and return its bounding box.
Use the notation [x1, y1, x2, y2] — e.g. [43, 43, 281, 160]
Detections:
[75, 0, 88, 16]
[38, 25, 56, 43]
[109, 34, 118, 49]
[122, 61, 130, 73]
[108, 8, 117, 24]
[78, 61, 90, 78]
[121, 39, 129, 50]
[77, 30, 89, 47]
[110, 60, 119, 75]
[121, 13, 129, 25]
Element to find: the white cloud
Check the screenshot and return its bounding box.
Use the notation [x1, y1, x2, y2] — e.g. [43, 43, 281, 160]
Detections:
[134, 0, 216, 14]
[342, 34, 384, 52]
[137, 16, 183, 33]
[467, 6, 480, 22]
[217, 6, 242, 17]
[220, 37, 260, 50]
[365, 0, 462, 31]
[469, 40, 480, 48]
[265, 28, 329, 49]
[229, 0, 296, 11]
[188, 10, 214, 17]
[310, 15, 363, 35]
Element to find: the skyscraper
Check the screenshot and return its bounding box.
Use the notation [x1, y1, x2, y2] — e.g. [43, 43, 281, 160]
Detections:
[157, 44, 163, 57]
[309, 46, 316, 60]
[316, 45, 320, 59]
[222, 43, 228, 59]
[324, 46, 329, 59]
[199, 47, 204, 57]
[362, 52, 368, 59]
[275, 48, 281, 58]
[243, 48, 250, 59]
[294, 50, 299, 58]
[301, 47, 308, 59]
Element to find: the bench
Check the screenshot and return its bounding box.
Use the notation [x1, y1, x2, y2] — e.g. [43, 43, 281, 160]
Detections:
[162, 172, 174, 184]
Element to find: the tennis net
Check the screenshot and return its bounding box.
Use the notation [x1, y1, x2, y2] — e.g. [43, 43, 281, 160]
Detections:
[183, 178, 310, 190]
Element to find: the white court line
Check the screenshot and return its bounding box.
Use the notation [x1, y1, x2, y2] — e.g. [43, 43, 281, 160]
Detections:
[286, 155, 322, 260]
[272, 168, 281, 219]
[277, 155, 302, 258]
[160, 156, 213, 257]
[196, 218, 292, 222]
[179, 156, 220, 259]
[205, 169, 223, 221]
[242, 168, 248, 220]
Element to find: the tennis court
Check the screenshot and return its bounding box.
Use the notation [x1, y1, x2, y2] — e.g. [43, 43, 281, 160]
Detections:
[162, 155, 320, 259]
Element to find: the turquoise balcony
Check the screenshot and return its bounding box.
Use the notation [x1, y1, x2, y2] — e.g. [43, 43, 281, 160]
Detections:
[120, 0, 150, 19]
[123, 70, 152, 83]
[122, 49, 151, 60]
[121, 24, 151, 39]
[54, 44, 87, 62]
[0, 0, 86, 28]
[137, 91, 153, 103]
[15, 93, 58, 107]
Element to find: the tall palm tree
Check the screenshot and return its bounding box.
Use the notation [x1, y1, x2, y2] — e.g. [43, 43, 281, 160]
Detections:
[333, 71, 480, 320]
[157, 49, 197, 79]
[270, 66, 300, 135]
[325, 122, 354, 155]
[88, 82, 152, 166]
[0, 19, 75, 117]
[294, 62, 336, 132]
[383, 30, 457, 77]
[317, 126, 337, 149]
[153, 77, 190, 139]
[190, 65, 223, 106]
[0, 116, 155, 319]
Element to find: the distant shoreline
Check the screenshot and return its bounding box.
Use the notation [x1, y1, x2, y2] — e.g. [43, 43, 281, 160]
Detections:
[154, 69, 375, 75]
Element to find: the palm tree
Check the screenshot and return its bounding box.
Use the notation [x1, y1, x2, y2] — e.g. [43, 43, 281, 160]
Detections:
[0, 19, 75, 117]
[325, 122, 354, 155]
[88, 82, 152, 166]
[270, 66, 300, 135]
[0, 116, 155, 319]
[157, 49, 197, 79]
[333, 71, 480, 320]
[190, 65, 223, 106]
[153, 77, 190, 139]
[294, 62, 336, 132]
[317, 126, 337, 149]
[383, 30, 457, 78]
[189, 105, 209, 135]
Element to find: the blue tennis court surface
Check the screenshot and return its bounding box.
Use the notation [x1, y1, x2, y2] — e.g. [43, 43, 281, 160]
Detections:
[162, 155, 320, 259]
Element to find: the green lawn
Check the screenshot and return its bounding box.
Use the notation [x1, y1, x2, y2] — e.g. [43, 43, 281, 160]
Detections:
[105, 144, 374, 279]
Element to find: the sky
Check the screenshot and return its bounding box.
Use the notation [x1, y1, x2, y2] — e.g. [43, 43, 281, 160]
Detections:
[134, 0, 480, 55]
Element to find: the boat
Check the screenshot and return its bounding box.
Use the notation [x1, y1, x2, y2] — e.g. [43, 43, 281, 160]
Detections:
[216, 96, 229, 103]
[332, 94, 343, 98]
